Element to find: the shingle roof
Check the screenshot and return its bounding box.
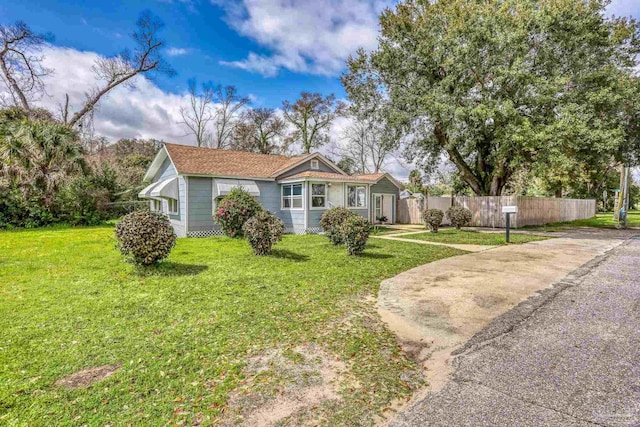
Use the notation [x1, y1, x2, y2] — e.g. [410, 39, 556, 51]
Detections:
[281, 171, 370, 182]
[164, 143, 311, 178]
[353, 173, 386, 182]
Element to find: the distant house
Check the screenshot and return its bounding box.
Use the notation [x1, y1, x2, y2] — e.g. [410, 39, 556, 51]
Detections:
[139, 143, 402, 237]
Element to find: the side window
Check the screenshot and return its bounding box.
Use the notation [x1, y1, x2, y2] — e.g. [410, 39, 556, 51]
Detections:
[167, 199, 178, 214]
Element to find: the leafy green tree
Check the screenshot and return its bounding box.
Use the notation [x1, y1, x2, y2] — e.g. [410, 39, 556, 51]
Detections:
[336, 157, 356, 175]
[407, 169, 424, 193]
[343, 0, 640, 195]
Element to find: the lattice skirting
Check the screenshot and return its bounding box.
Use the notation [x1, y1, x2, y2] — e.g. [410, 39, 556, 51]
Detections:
[187, 227, 324, 238]
[187, 229, 225, 238]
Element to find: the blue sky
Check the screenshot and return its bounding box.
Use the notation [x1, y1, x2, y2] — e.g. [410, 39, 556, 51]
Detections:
[0, 0, 379, 108]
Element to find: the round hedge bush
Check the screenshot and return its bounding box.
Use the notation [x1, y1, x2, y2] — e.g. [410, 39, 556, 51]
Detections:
[242, 211, 285, 255]
[214, 188, 263, 237]
[115, 210, 177, 265]
[320, 207, 355, 245]
[340, 215, 372, 256]
[423, 208, 444, 233]
[447, 206, 472, 229]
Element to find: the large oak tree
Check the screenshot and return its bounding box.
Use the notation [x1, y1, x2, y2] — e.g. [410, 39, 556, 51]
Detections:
[343, 0, 640, 195]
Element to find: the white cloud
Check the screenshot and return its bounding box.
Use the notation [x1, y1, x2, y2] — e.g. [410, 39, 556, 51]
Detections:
[2, 45, 415, 177]
[166, 47, 190, 56]
[215, 0, 391, 76]
[33, 46, 193, 144]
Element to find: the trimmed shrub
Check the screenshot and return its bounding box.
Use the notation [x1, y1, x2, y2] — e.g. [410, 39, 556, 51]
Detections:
[447, 206, 472, 229]
[115, 210, 176, 266]
[320, 207, 355, 245]
[340, 215, 372, 256]
[214, 188, 263, 237]
[243, 211, 285, 255]
[423, 208, 444, 233]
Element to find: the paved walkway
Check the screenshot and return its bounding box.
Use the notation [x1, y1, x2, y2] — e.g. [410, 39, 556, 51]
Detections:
[372, 231, 496, 253]
[390, 236, 640, 426]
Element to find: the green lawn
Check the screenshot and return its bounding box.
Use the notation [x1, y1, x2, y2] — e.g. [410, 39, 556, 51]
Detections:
[401, 228, 550, 245]
[524, 210, 640, 231]
[0, 226, 465, 426]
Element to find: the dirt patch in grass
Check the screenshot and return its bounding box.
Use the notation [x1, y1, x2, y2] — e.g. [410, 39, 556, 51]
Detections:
[221, 344, 346, 426]
[54, 364, 121, 388]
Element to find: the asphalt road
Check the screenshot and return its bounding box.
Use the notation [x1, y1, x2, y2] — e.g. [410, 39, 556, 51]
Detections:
[391, 237, 640, 427]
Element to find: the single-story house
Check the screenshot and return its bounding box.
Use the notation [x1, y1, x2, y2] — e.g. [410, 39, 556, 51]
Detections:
[139, 143, 402, 237]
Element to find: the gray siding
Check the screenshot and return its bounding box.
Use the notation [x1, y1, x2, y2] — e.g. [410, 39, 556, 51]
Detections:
[370, 177, 399, 224]
[307, 210, 323, 228]
[187, 177, 215, 232]
[257, 181, 305, 232]
[256, 181, 280, 213]
[370, 177, 399, 197]
[277, 158, 337, 179]
[151, 157, 185, 237]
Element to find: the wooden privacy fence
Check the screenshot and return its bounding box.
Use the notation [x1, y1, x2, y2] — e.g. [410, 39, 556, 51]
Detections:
[397, 197, 425, 225]
[397, 195, 596, 228]
[396, 196, 453, 225]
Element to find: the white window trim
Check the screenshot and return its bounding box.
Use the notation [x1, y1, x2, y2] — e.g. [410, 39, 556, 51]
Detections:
[309, 182, 328, 210]
[281, 183, 304, 210]
[310, 159, 320, 170]
[346, 184, 368, 209]
[167, 198, 178, 215]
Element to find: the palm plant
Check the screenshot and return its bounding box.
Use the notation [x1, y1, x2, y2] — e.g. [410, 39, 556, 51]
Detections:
[0, 118, 86, 207]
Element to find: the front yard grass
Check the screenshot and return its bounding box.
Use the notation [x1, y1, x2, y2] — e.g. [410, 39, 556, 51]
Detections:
[0, 226, 465, 426]
[401, 228, 550, 245]
[524, 210, 640, 231]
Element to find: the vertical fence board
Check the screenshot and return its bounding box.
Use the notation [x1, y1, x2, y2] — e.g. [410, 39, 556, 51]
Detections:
[397, 195, 596, 227]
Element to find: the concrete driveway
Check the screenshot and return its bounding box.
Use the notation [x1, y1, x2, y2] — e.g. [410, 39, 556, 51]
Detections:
[378, 229, 639, 425]
[388, 234, 640, 426]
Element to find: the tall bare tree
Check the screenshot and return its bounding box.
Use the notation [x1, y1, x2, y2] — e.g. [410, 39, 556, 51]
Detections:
[232, 108, 287, 155]
[179, 79, 215, 147]
[212, 85, 250, 149]
[282, 92, 346, 153]
[340, 111, 398, 174]
[0, 22, 52, 112]
[63, 11, 174, 128]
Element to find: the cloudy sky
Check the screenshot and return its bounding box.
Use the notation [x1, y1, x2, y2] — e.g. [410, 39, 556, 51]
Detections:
[0, 0, 638, 179]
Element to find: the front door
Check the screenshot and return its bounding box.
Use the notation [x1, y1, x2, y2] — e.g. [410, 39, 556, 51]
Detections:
[373, 194, 395, 224]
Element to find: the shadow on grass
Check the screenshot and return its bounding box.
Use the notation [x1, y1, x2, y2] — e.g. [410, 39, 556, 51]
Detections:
[136, 262, 209, 277]
[269, 249, 310, 262]
[359, 252, 393, 259]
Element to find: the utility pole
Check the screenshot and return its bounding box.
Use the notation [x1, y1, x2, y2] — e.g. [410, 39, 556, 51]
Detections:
[615, 165, 631, 228]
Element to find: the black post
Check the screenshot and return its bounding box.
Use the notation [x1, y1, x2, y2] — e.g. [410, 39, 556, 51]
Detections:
[505, 213, 511, 243]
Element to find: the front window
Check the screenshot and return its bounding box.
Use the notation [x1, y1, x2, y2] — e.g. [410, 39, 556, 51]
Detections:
[311, 183, 327, 208]
[152, 199, 162, 212]
[282, 184, 303, 209]
[347, 185, 366, 208]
